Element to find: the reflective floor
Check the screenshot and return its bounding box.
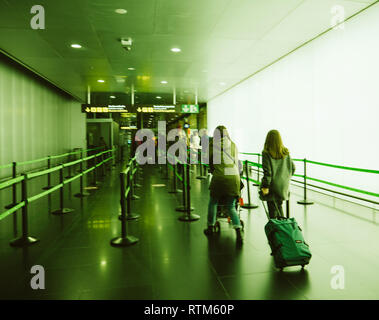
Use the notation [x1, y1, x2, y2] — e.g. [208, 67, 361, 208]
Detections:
[1, 163, 379, 300]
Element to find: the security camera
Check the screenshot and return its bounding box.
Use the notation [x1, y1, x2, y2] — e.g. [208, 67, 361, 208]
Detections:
[120, 37, 132, 51]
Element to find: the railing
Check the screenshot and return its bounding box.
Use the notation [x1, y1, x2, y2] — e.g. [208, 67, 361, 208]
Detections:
[0, 147, 117, 247]
[240, 152, 379, 207]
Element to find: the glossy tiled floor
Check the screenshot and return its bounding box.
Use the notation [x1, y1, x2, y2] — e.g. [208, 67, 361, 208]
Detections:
[1, 161, 379, 300]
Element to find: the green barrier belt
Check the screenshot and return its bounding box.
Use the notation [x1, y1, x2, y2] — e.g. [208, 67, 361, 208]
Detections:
[0, 163, 13, 169]
[83, 166, 96, 175]
[240, 152, 261, 156]
[0, 201, 25, 221]
[293, 174, 304, 178]
[63, 159, 83, 168]
[241, 176, 261, 185]
[18, 157, 49, 166]
[293, 158, 303, 162]
[122, 167, 131, 175]
[83, 155, 96, 161]
[0, 176, 24, 190]
[306, 160, 379, 174]
[28, 183, 63, 203]
[103, 156, 114, 163]
[51, 153, 71, 160]
[305, 176, 379, 198]
[124, 186, 130, 198]
[64, 173, 82, 185]
[247, 160, 262, 168]
[27, 165, 62, 179]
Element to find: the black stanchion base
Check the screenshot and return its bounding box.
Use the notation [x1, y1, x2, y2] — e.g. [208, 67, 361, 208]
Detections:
[10, 236, 39, 247]
[74, 192, 91, 198]
[176, 206, 194, 212]
[131, 195, 140, 200]
[51, 208, 74, 215]
[169, 189, 183, 194]
[85, 186, 99, 191]
[110, 236, 139, 247]
[118, 214, 140, 221]
[297, 200, 314, 205]
[42, 186, 53, 190]
[196, 176, 207, 180]
[178, 213, 200, 222]
[241, 203, 259, 209]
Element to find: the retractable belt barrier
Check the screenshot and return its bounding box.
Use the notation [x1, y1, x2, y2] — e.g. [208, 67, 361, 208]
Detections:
[0, 147, 117, 247]
[111, 157, 140, 247]
[166, 151, 199, 222]
[240, 152, 379, 206]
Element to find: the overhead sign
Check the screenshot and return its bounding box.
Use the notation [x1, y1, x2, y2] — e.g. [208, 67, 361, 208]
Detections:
[136, 105, 176, 113]
[181, 104, 199, 113]
[82, 104, 129, 113]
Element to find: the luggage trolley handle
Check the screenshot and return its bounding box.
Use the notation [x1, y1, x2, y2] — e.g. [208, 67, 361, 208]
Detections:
[259, 190, 290, 220]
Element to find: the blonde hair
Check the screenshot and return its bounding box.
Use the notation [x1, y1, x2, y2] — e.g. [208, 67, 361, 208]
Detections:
[264, 130, 289, 159]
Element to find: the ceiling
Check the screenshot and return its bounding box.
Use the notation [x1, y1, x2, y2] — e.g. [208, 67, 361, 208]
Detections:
[0, 0, 376, 105]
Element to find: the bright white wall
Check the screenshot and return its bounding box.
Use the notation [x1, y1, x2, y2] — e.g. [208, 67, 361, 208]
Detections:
[0, 56, 86, 178]
[208, 4, 379, 205]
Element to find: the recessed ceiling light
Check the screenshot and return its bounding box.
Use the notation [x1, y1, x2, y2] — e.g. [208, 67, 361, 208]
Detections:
[161, 80, 168, 84]
[110, 96, 116, 99]
[115, 9, 127, 14]
[156, 96, 162, 99]
[128, 67, 135, 71]
[171, 48, 181, 53]
[97, 79, 105, 83]
[71, 44, 82, 49]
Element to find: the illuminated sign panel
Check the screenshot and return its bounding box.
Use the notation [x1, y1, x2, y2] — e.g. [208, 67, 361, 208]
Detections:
[181, 104, 199, 113]
[82, 104, 129, 113]
[136, 105, 176, 113]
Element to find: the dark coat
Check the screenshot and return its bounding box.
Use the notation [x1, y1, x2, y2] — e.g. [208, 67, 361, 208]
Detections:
[208, 137, 241, 199]
[261, 151, 295, 201]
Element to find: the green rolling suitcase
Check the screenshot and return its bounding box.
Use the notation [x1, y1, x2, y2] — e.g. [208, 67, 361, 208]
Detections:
[260, 193, 311, 271]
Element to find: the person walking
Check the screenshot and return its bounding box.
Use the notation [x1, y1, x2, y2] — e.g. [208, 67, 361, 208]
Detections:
[260, 130, 295, 218]
[204, 125, 243, 245]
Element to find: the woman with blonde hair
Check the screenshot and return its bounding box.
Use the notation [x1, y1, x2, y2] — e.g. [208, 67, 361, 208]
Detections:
[261, 130, 295, 219]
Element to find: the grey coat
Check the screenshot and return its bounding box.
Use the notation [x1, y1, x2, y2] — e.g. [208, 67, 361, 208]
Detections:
[261, 151, 295, 201]
[208, 137, 241, 199]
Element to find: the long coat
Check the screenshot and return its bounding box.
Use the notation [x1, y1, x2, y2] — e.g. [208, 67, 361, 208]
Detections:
[261, 151, 295, 201]
[208, 137, 241, 199]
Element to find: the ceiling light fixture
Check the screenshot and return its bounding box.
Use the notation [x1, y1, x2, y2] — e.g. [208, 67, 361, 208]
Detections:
[115, 9, 127, 14]
[128, 67, 135, 71]
[161, 80, 168, 84]
[71, 44, 82, 49]
[171, 48, 181, 53]
[156, 96, 162, 99]
[97, 79, 105, 83]
[110, 96, 116, 99]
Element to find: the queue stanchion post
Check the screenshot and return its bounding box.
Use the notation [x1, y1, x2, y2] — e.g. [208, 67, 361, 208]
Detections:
[90, 153, 100, 188]
[169, 163, 182, 194]
[178, 162, 199, 222]
[253, 154, 261, 186]
[134, 160, 142, 188]
[196, 150, 207, 180]
[65, 154, 74, 179]
[4, 162, 17, 209]
[241, 160, 259, 209]
[51, 165, 74, 215]
[175, 161, 193, 212]
[75, 151, 90, 198]
[112, 171, 139, 247]
[297, 158, 314, 205]
[130, 159, 140, 200]
[10, 174, 39, 247]
[42, 156, 53, 190]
